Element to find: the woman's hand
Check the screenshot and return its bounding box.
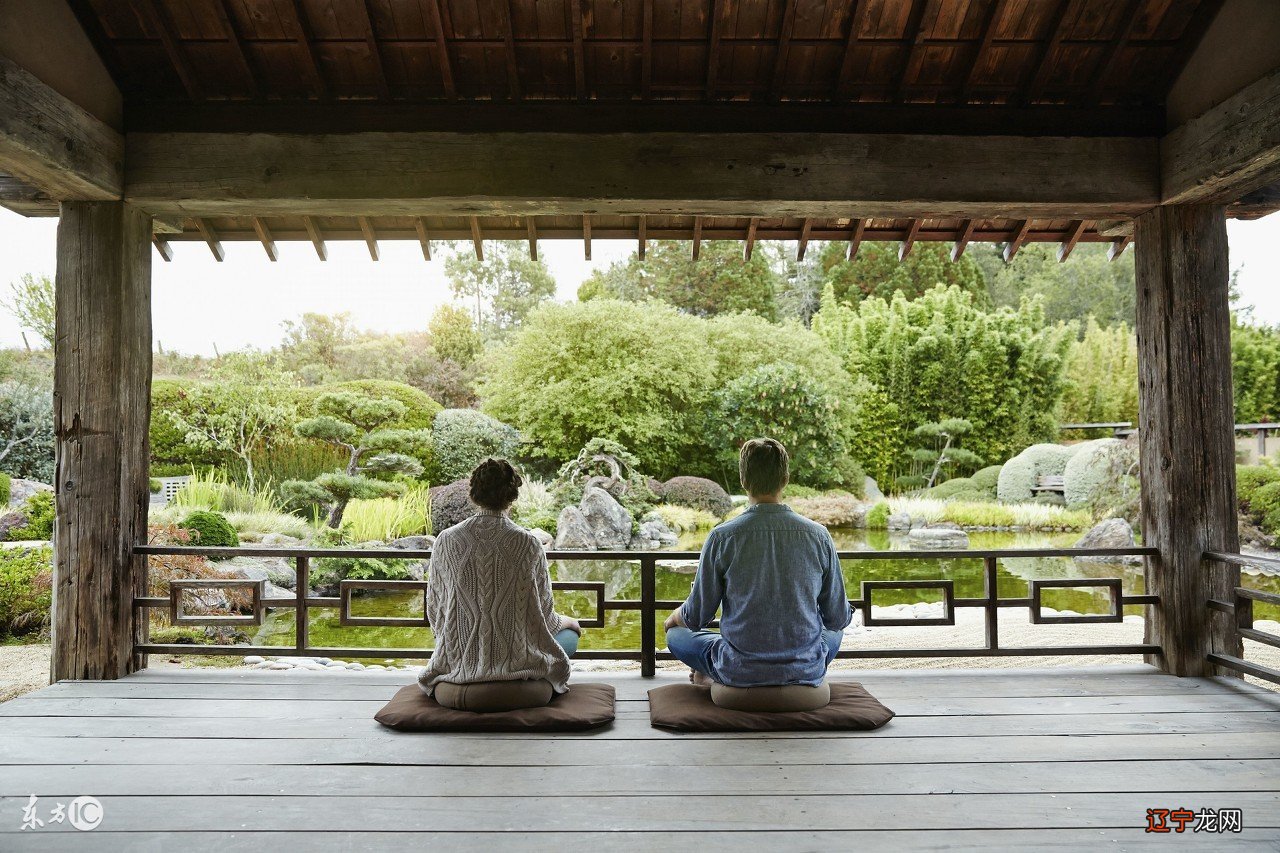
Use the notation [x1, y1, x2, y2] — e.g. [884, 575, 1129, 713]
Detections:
[561, 617, 582, 635]
[663, 607, 686, 631]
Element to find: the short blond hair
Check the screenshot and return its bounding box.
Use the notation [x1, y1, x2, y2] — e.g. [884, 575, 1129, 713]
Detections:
[739, 438, 789, 497]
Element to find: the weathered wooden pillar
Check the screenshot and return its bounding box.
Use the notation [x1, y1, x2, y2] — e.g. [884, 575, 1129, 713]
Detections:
[1135, 204, 1241, 677]
[51, 201, 153, 681]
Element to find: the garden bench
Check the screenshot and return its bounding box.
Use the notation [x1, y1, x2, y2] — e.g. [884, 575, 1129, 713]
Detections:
[1032, 475, 1065, 496]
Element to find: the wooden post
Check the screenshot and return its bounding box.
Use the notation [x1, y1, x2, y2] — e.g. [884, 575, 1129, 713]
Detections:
[1134, 204, 1241, 677]
[52, 201, 153, 681]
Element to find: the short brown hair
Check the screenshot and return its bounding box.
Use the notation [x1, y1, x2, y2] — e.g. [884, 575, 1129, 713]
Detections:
[469, 458, 522, 511]
[739, 438, 789, 497]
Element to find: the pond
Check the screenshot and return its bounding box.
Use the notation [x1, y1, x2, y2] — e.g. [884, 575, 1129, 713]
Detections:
[254, 528, 1280, 653]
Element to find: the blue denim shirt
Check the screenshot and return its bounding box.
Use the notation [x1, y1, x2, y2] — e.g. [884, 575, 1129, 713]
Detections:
[679, 503, 852, 687]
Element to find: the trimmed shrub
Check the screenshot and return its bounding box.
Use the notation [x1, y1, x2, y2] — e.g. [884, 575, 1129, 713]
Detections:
[996, 444, 1076, 503]
[0, 472, 10, 504]
[1062, 438, 1131, 510]
[926, 477, 974, 499]
[7, 491, 54, 541]
[430, 478, 476, 535]
[970, 465, 1003, 493]
[0, 545, 52, 638]
[1249, 481, 1280, 533]
[432, 409, 522, 485]
[866, 501, 890, 530]
[789, 493, 864, 527]
[662, 476, 733, 517]
[181, 510, 240, 547]
[653, 504, 719, 533]
[323, 380, 442, 430]
[1237, 465, 1280, 513]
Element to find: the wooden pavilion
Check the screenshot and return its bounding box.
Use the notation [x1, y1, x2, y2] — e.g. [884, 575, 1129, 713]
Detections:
[2, 0, 1280, 848]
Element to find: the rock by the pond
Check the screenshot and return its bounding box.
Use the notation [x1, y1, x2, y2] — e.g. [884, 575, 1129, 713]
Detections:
[887, 511, 912, 531]
[0, 509, 30, 541]
[580, 486, 633, 549]
[864, 476, 885, 502]
[528, 528, 554, 549]
[243, 655, 265, 665]
[216, 556, 297, 589]
[259, 532, 305, 548]
[638, 517, 679, 547]
[345, 662, 365, 670]
[555, 506, 597, 550]
[8, 478, 52, 508]
[1073, 517, 1141, 564]
[389, 535, 435, 551]
[906, 527, 971, 549]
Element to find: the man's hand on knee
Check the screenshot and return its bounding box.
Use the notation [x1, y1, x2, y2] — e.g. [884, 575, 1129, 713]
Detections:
[663, 607, 687, 631]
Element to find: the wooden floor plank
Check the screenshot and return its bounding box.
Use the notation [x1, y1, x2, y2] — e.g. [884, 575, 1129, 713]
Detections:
[0, 792, 1276, 832]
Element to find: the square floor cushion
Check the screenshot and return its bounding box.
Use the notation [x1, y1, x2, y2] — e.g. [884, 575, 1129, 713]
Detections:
[375, 682, 616, 732]
[648, 681, 894, 732]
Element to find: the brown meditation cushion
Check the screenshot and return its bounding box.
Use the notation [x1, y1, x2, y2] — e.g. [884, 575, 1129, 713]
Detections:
[433, 679, 554, 713]
[710, 680, 832, 713]
[649, 681, 894, 732]
[375, 682, 615, 732]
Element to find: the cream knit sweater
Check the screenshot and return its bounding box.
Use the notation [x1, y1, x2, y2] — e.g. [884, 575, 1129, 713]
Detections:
[418, 509, 571, 695]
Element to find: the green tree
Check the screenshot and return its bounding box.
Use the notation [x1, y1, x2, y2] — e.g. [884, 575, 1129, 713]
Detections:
[813, 284, 1071, 489]
[429, 303, 482, 367]
[164, 354, 297, 492]
[0, 377, 53, 482]
[276, 312, 362, 384]
[1057, 319, 1139, 427]
[445, 242, 556, 335]
[904, 418, 982, 490]
[4, 274, 55, 349]
[281, 392, 431, 528]
[818, 242, 987, 307]
[985, 243, 1136, 326]
[579, 241, 780, 320]
[481, 299, 714, 475]
[1232, 314, 1280, 423]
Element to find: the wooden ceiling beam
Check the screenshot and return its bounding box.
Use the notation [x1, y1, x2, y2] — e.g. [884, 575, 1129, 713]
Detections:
[414, 217, 432, 260]
[706, 0, 726, 99]
[285, 0, 328, 100]
[570, 0, 587, 101]
[835, 0, 871, 100]
[1057, 219, 1087, 262]
[211, 0, 259, 98]
[304, 216, 327, 260]
[583, 216, 591, 260]
[130, 0, 202, 101]
[356, 0, 392, 101]
[152, 235, 173, 262]
[251, 216, 277, 261]
[797, 217, 812, 261]
[769, 0, 800, 100]
[426, 0, 457, 99]
[894, 0, 935, 103]
[745, 217, 758, 260]
[471, 216, 484, 260]
[1108, 234, 1132, 261]
[951, 218, 975, 261]
[638, 215, 647, 260]
[641, 0, 654, 99]
[848, 218, 866, 260]
[1086, 0, 1144, 105]
[1024, 0, 1079, 104]
[358, 216, 379, 260]
[1003, 218, 1030, 261]
[899, 218, 920, 260]
[194, 218, 224, 261]
[498, 0, 522, 100]
[692, 216, 702, 260]
[962, 0, 1011, 100]
[1159, 0, 1227, 98]
[527, 218, 538, 261]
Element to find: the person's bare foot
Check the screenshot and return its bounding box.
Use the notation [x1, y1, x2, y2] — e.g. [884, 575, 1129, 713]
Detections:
[689, 669, 714, 687]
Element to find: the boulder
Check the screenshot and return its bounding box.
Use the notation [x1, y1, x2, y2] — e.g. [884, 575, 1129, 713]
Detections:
[259, 532, 305, 548]
[528, 528, 554, 549]
[906, 527, 970, 550]
[554, 506, 597, 550]
[887, 511, 912, 531]
[638, 518, 679, 547]
[214, 556, 297, 589]
[8, 479, 52, 508]
[863, 476, 885, 502]
[580, 486, 633, 549]
[1072, 517, 1141, 564]
[389, 535, 435, 551]
[0, 509, 29, 541]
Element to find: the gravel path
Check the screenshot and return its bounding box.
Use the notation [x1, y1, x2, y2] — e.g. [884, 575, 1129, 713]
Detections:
[0, 644, 50, 702]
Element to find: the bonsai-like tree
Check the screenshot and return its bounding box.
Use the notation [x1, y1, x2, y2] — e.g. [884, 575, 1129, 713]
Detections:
[908, 418, 982, 490]
[281, 392, 431, 528]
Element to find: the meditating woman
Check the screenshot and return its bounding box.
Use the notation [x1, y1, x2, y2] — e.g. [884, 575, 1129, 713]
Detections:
[418, 458, 580, 704]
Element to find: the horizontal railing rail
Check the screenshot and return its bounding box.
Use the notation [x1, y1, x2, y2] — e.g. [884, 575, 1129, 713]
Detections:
[134, 544, 1162, 677]
[1203, 550, 1280, 685]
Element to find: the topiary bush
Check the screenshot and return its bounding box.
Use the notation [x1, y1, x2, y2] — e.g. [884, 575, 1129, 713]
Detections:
[430, 478, 476, 535]
[970, 465, 1003, 494]
[662, 476, 733, 517]
[926, 477, 974, 499]
[866, 501, 891, 530]
[432, 409, 522, 484]
[0, 545, 52, 639]
[181, 510, 240, 547]
[1237, 465, 1280, 514]
[996, 444, 1076, 503]
[1062, 438, 1132, 511]
[789, 493, 864, 527]
[0, 471, 11, 504]
[7, 491, 54, 541]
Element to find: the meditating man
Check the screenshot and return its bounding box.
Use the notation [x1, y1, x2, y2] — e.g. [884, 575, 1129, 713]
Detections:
[664, 438, 851, 687]
[419, 458, 581, 698]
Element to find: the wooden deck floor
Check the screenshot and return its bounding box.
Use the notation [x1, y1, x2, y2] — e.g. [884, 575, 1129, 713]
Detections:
[0, 665, 1277, 851]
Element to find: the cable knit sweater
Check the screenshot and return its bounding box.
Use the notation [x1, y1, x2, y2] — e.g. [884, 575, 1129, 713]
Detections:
[418, 509, 571, 695]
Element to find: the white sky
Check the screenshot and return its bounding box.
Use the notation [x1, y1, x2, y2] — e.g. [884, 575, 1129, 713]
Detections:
[0, 207, 1277, 356]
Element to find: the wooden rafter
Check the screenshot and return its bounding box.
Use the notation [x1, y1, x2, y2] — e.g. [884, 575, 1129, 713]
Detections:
[152, 235, 173, 262]
[641, 0, 653, 99]
[304, 216, 327, 260]
[1024, 0, 1079, 104]
[358, 216, 379, 260]
[130, 0, 202, 100]
[706, 0, 725, 99]
[835, 0, 871, 99]
[745, 217, 759, 260]
[1108, 234, 1132, 261]
[638, 215, 647, 260]
[251, 217, 277, 261]
[414, 217, 432, 260]
[471, 216, 484, 260]
[1003, 219, 1030, 262]
[692, 216, 703, 260]
[570, 0, 586, 100]
[356, 0, 391, 100]
[1086, 0, 1144, 105]
[962, 0, 1010, 100]
[894, 0, 934, 103]
[1058, 219, 1087, 262]
[426, 0, 457, 99]
[282, 0, 327, 100]
[848, 218, 866, 260]
[1160, 0, 1226, 97]
[952, 218, 976, 261]
[194, 218, 224, 261]
[498, 0, 522, 100]
[797, 217, 812, 261]
[527, 218, 538, 261]
[211, 0, 259, 98]
[583, 216, 591, 260]
[899, 218, 920, 260]
[770, 0, 800, 100]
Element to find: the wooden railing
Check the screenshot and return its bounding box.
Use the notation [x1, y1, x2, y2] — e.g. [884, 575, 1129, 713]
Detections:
[133, 545, 1162, 677]
[1203, 550, 1280, 685]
